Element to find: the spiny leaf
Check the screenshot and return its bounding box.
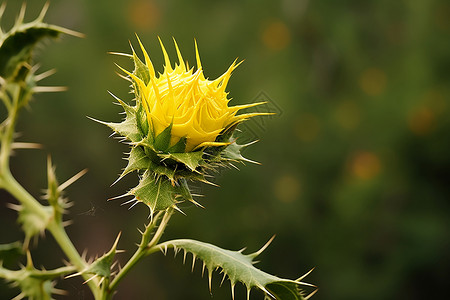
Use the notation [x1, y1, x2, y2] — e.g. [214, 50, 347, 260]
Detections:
[165, 151, 204, 172]
[121, 146, 151, 178]
[154, 124, 172, 152]
[0, 3, 82, 81]
[157, 239, 315, 300]
[130, 172, 177, 212]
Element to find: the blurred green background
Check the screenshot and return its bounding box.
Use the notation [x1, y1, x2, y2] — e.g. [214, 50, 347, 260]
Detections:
[1, 0, 450, 299]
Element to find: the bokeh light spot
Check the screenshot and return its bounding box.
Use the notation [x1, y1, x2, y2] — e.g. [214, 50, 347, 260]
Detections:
[128, 0, 161, 31]
[261, 20, 291, 51]
[334, 100, 361, 130]
[351, 151, 381, 180]
[273, 174, 301, 203]
[295, 113, 321, 142]
[408, 107, 435, 136]
[359, 68, 387, 96]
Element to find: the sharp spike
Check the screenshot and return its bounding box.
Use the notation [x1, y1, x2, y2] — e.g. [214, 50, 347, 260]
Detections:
[251, 235, 276, 258]
[135, 34, 155, 77]
[208, 270, 213, 293]
[297, 267, 315, 282]
[128, 201, 139, 210]
[83, 274, 99, 284]
[37, 1, 50, 21]
[33, 86, 68, 93]
[183, 249, 187, 264]
[17, 3, 26, 25]
[231, 283, 235, 300]
[58, 169, 88, 191]
[34, 68, 57, 81]
[158, 36, 172, 72]
[11, 142, 43, 150]
[172, 37, 186, 70]
[220, 272, 227, 287]
[191, 254, 197, 271]
[0, 2, 6, 19]
[194, 39, 203, 72]
[108, 192, 131, 201]
[305, 289, 319, 299]
[201, 262, 206, 276]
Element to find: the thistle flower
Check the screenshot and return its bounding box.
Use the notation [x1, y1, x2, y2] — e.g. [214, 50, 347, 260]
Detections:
[106, 36, 269, 213]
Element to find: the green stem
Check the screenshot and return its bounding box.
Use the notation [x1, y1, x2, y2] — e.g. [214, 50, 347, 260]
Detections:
[0, 84, 19, 174]
[106, 209, 173, 298]
[1, 169, 101, 298]
[0, 84, 102, 299]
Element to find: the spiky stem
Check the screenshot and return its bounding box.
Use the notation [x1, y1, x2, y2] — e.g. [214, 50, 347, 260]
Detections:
[106, 209, 173, 298]
[0, 83, 102, 299]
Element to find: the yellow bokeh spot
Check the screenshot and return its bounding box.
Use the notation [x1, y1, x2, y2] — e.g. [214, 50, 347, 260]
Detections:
[294, 113, 321, 142]
[359, 68, 387, 96]
[351, 151, 381, 180]
[334, 100, 361, 130]
[128, 0, 161, 31]
[408, 107, 435, 136]
[273, 174, 301, 203]
[261, 20, 291, 51]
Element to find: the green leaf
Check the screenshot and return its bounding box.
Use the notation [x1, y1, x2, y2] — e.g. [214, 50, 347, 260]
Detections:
[130, 172, 177, 212]
[221, 141, 259, 164]
[0, 4, 81, 81]
[168, 136, 187, 153]
[103, 98, 141, 143]
[157, 239, 315, 300]
[132, 48, 150, 85]
[154, 124, 172, 152]
[71, 233, 121, 280]
[121, 146, 151, 178]
[165, 151, 204, 172]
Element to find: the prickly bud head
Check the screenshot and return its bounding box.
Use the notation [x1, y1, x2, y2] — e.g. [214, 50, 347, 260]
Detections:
[105, 36, 269, 213]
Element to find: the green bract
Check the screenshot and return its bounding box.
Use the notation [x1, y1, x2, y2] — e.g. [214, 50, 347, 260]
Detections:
[104, 39, 264, 213]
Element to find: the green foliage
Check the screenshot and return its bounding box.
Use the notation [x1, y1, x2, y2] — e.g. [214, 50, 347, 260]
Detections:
[158, 239, 315, 299]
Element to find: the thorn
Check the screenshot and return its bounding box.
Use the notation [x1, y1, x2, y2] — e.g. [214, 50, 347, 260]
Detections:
[33, 86, 68, 93]
[247, 289, 251, 300]
[108, 52, 133, 58]
[128, 201, 139, 210]
[208, 270, 213, 293]
[183, 250, 187, 264]
[83, 274, 99, 284]
[191, 254, 196, 271]
[120, 198, 136, 206]
[108, 193, 131, 201]
[231, 283, 235, 300]
[65, 271, 84, 279]
[11, 142, 43, 150]
[297, 267, 315, 282]
[62, 220, 74, 228]
[305, 289, 319, 299]
[220, 272, 227, 287]
[58, 169, 88, 191]
[17, 3, 26, 25]
[259, 285, 275, 299]
[201, 262, 206, 277]
[37, 1, 50, 21]
[34, 68, 57, 81]
[172, 205, 186, 215]
[52, 287, 68, 296]
[0, 2, 6, 19]
[6, 203, 22, 211]
[250, 235, 276, 258]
